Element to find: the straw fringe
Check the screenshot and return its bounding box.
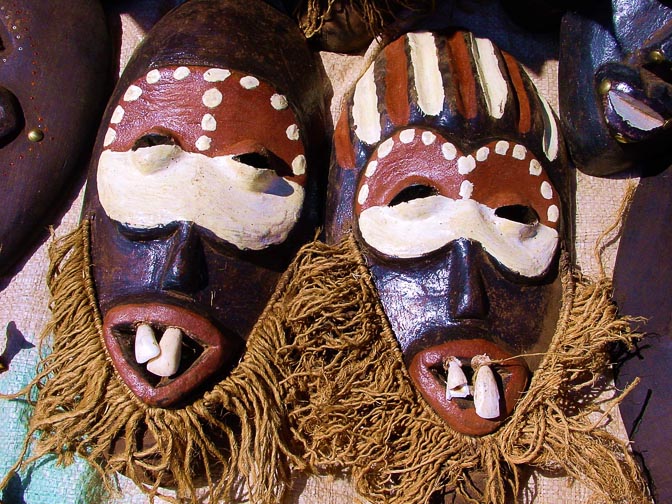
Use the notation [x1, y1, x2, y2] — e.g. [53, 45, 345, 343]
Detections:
[0, 218, 302, 504]
[295, 0, 434, 39]
[279, 235, 650, 504]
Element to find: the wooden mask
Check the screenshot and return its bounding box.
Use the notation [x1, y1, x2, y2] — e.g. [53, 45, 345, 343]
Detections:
[560, 0, 672, 175]
[0, 0, 110, 274]
[327, 31, 572, 436]
[84, 0, 327, 408]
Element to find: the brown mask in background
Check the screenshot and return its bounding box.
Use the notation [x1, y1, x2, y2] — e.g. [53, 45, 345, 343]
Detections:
[85, 0, 328, 408]
[327, 30, 573, 436]
[0, 0, 110, 276]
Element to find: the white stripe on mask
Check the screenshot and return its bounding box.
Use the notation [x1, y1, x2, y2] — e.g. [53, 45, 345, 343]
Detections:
[97, 146, 304, 250]
[358, 195, 558, 277]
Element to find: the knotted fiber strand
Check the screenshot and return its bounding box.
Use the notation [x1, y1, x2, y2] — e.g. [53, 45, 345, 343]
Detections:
[295, 0, 434, 38]
[0, 217, 305, 504]
[277, 236, 650, 504]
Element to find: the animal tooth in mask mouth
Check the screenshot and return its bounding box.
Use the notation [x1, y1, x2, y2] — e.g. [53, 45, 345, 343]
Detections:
[443, 354, 504, 420]
[146, 327, 183, 377]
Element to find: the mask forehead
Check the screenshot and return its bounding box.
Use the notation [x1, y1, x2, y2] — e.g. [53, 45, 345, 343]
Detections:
[105, 66, 306, 179]
[0, 0, 110, 273]
[356, 130, 561, 229]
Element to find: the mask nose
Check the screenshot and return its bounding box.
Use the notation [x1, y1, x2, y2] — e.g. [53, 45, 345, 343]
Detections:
[160, 222, 207, 293]
[0, 86, 22, 143]
[445, 238, 488, 320]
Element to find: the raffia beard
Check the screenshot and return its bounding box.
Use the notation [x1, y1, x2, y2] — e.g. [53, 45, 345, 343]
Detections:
[276, 236, 651, 504]
[0, 217, 302, 504]
[0, 222, 652, 504]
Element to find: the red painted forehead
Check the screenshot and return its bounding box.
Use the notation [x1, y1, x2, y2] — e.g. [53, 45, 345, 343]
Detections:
[102, 65, 306, 181]
[355, 128, 561, 228]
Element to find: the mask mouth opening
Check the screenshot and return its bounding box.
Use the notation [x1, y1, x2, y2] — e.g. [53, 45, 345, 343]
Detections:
[428, 356, 513, 412]
[408, 338, 530, 436]
[112, 320, 205, 387]
[102, 302, 234, 408]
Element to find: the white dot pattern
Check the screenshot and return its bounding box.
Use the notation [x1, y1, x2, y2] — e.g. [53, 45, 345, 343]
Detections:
[422, 131, 436, 145]
[400, 129, 415, 144]
[358, 183, 370, 205]
[292, 154, 306, 175]
[271, 94, 288, 110]
[442, 142, 457, 160]
[457, 155, 476, 175]
[365, 160, 378, 177]
[540, 181, 553, 199]
[378, 138, 394, 158]
[286, 124, 300, 141]
[476, 147, 489, 162]
[123, 85, 142, 102]
[529, 159, 542, 176]
[172, 67, 189, 80]
[240, 76, 260, 89]
[201, 114, 217, 131]
[512, 144, 527, 160]
[204, 68, 231, 82]
[495, 140, 509, 155]
[547, 204, 559, 223]
[196, 135, 212, 151]
[103, 128, 116, 147]
[202, 88, 223, 108]
[459, 180, 474, 199]
[110, 105, 125, 125]
[146, 69, 161, 84]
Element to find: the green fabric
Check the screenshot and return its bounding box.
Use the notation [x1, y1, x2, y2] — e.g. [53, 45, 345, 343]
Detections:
[0, 334, 105, 504]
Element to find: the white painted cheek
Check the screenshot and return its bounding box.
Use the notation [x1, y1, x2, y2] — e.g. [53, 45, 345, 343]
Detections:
[97, 150, 305, 250]
[358, 195, 558, 277]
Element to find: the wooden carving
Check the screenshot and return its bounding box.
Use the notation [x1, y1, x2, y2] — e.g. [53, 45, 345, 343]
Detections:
[85, 0, 327, 409]
[613, 169, 672, 502]
[327, 30, 572, 436]
[559, 0, 672, 175]
[0, 0, 110, 275]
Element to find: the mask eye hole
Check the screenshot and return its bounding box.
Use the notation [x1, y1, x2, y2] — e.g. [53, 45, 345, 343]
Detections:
[495, 205, 539, 225]
[234, 152, 271, 169]
[132, 133, 175, 150]
[389, 184, 438, 206]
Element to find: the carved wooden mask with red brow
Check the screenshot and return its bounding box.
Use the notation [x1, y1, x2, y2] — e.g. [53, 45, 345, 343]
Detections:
[84, 0, 328, 408]
[0, 0, 110, 275]
[327, 30, 573, 436]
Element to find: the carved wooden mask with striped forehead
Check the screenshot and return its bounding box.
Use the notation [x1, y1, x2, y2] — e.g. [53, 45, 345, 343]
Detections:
[326, 30, 573, 436]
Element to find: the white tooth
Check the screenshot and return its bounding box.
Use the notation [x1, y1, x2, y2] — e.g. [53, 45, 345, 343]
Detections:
[473, 364, 500, 419]
[608, 90, 665, 132]
[445, 357, 470, 400]
[134, 323, 160, 364]
[146, 327, 182, 377]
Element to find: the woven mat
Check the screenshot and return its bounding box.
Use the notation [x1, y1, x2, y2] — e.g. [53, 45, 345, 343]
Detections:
[0, 1, 634, 502]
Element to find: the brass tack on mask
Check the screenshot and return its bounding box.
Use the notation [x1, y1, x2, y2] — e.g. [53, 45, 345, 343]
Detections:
[597, 78, 612, 95]
[649, 49, 666, 64]
[27, 128, 44, 142]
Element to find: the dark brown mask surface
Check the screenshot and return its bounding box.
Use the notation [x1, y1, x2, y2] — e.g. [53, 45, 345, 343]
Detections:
[0, 0, 110, 275]
[84, 0, 327, 408]
[327, 30, 573, 436]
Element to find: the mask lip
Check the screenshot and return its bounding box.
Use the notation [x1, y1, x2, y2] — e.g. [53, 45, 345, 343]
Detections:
[102, 302, 237, 408]
[408, 337, 529, 436]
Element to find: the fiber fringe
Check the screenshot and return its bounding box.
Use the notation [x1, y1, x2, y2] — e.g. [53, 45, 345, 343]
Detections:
[295, 0, 434, 39]
[278, 235, 650, 504]
[0, 222, 650, 503]
[0, 218, 301, 504]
